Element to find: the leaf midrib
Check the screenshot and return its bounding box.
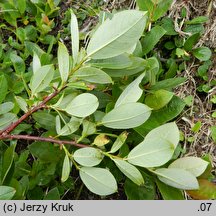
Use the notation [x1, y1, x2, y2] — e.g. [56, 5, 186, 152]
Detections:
[81, 169, 116, 191]
[115, 74, 144, 107]
[87, 13, 145, 57]
[114, 160, 143, 185]
[102, 108, 150, 124]
[67, 101, 98, 110]
[155, 170, 195, 188]
[0, 114, 17, 128]
[32, 66, 51, 94]
[128, 146, 172, 160]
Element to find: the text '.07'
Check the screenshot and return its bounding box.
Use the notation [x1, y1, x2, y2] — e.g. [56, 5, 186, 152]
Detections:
[197, 202, 212, 212]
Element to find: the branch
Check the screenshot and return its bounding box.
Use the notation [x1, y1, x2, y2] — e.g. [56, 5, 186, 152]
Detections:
[0, 134, 88, 148]
[0, 86, 66, 136]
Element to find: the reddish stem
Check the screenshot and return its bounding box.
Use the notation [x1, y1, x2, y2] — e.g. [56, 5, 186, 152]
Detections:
[0, 87, 66, 135]
[0, 134, 88, 148]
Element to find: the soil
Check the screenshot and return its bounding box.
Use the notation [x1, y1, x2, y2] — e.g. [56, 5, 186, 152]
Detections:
[168, 0, 216, 168]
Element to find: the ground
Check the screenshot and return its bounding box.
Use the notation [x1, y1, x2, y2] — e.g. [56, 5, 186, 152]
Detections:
[168, 0, 216, 168]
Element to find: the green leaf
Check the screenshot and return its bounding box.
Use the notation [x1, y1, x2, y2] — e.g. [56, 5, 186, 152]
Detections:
[1, 144, 16, 184]
[0, 75, 8, 104]
[16, 0, 26, 14]
[211, 126, 216, 143]
[150, 77, 186, 91]
[55, 115, 61, 135]
[0, 113, 17, 130]
[56, 116, 81, 136]
[169, 157, 208, 177]
[71, 10, 79, 66]
[176, 48, 185, 58]
[142, 26, 166, 55]
[60, 119, 81, 136]
[184, 33, 201, 51]
[115, 73, 145, 108]
[32, 111, 56, 131]
[0, 186, 16, 200]
[165, 41, 175, 50]
[184, 24, 205, 34]
[186, 16, 209, 25]
[133, 41, 143, 57]
[44, 187, 60, 200]
[192, 121, 202, 133]
[144, 122, 179, 148]
[0, 102, 14, 115]
[199, 154, 213, 179]
[82, 120, 96, 137]
[124, 172, 156, 200]
[58, 42, 70, 83]
[73, 67, 113, 84]
[128, 123, 179, 167]
[165, 59, 178, 79]
[152, 0, 173, 21]
[29, 142, 62, 162]
[110, 131, 128, 153]
[197, 60, 212, 78]
[30, 65, 54, 95]
[155, 168, 199, 190]
[54, 94, 77, 110]
[187, 179, 216, 200]
[88, 54, 132, 69]
[192, 47, 212, 61]
[61, 154, 71, 182]
[15, 96, 28, 113]
[73, 147, 103, 167]
[113, 159, 144, 185]
[135, 96, 185, 137]
[146, 57, 160, 75]
[32, 52, 41, 74]
[131, 140, 172, 166]
[156, 179, 184, 200]
[136, 0, 154, 14]
[102, 102, 151, 129]
[161, 17, 177, 36]
[79, 167, 117, 196]
[176, 157, 208, 177]
[104, 57, 146, 77]
[10, 53, 25, 74]
[87, 10, 147, 59]
[145, 90, 174, 110]
[25, 41, 45, 57]
[65, 93, 99, 117]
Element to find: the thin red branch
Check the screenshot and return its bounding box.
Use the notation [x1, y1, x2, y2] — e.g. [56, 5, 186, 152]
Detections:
[0, 86, 66, 136]
[0, 134, 88, 148]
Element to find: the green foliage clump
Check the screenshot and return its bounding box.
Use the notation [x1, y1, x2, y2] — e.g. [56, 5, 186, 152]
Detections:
[0, 0, 214, 200]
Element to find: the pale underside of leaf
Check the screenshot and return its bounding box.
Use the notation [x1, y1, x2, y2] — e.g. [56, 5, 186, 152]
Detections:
[115, 73, 145, 108]
[71, 10, 79, 66]
[80, 167, 117, 195]
[102, 103, 151, 129]
[87, 10, 147, 59]
[113, 159, 144, 185]
[168, 157, 209, 177]
[155, 168, 199, 190]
